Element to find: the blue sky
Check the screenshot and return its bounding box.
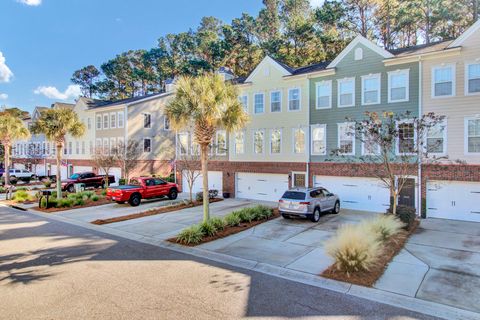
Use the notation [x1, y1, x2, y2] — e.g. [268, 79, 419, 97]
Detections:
[0, 0, 279, 112]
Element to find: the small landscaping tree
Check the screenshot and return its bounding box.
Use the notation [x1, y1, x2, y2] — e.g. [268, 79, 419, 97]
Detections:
[331, 111, 447, 215]
[92, 147, 117, 188]
[25, 143, 44, 177]
[166, 73, 248, 222]
[113, 140, 141, 183]
[179, 151, 202, 204]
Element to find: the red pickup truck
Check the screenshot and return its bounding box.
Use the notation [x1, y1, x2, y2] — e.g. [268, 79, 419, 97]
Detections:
[62, 172, 116, 192]
[106, 177, 179, 206]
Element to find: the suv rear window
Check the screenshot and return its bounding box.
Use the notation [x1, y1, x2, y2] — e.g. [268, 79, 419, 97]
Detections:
[281, 191, 306, 200]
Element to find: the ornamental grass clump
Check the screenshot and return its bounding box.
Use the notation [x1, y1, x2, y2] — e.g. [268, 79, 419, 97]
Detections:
[12, 190, 34, 203]
[210, 217, 226, 231]
[176, 225, 204, 245]
[199, 220, 218, 237]
[365, 215, 405, 242]
[325, 224, 382, 276]
[252, 205, 274, 220]
[237, 208, 256, 223]
[224, 212, 242, 227]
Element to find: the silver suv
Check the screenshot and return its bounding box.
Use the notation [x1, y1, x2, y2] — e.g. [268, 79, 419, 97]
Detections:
[278, 187, 340, 222]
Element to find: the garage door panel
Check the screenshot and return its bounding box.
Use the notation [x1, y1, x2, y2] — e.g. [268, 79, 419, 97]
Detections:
[182, 171, 222, 194]
[99, 167, 122, 186]
[236, 173, 288, 201]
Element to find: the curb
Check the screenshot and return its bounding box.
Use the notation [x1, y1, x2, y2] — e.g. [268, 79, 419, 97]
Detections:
[11, 206, 480, 320]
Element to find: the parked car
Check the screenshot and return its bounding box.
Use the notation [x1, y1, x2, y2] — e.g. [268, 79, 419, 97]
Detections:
[106, 177, 179, 206]
[278, 187, 340, 222]
[0, 169, 36, 182]
[61, 172, 115, 192]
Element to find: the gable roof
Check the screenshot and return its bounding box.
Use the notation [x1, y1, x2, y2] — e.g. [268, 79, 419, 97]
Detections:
[388, 40, 455, 57]
[51, 102, 75, 110]
[327, 35, 394, 68]
[244, 55, 292, 83]
[449, 19, 480, 48]
[86, 92, 170, 110]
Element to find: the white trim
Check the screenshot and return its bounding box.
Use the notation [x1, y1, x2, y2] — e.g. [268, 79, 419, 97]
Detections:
[234, 130, 245, 155]
[396, 119, 416, 155]
[337, 122, 355, 156]
[464, 117, 480, 155]
[253, 129, 265, 154]
[431, 64, 456, 98]
[328, 35, 394, 68]
[253, 92, 265, 114]
[96, 114, 102, 130]
[239, 94, 249, 113]
[288, 87, 301, 111]
[269, 128, 282, 155]
[270, 90, 282, 113]
[292, 127, 306, 154]
[361, 73, 381, 105]
[177, 132, 189, 156]
[245, 56, 292, 83]
[465, 62, 480, 96]
[448, 20, 480, 48]
[103, 113, 109, 130]
[388, 69, 410, 103]
[425, 119, 448, 156]
[215, 130, 227, 156]
[110, 112, 117, 129]
[117, 111, 125, 128]
[311, 124, 327, 156]
[337, 77, 356, 108]
[315, 80, 332, 109]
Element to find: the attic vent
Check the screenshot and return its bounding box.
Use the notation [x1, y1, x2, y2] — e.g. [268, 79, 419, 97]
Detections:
[264, 67, 270, 77]
[355, 48, 363, 61]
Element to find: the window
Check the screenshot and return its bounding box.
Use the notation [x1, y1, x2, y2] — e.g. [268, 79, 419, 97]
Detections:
[338, 78, 355, 107]
[110, 138, 116, 153]
[293, 128, 305, 154]
[466, 63, 480, 94]
[89, 141, 93, 154]
[362, 74, 381, 105]
[254, 130, 264, 154]
[466, 118, 480, 153]
[96, 139, 102, 152]
[338, 123, 355, 155]
[239, 95, 248, 112]
[191, 140, 200, 155]
[270, 91, 281, 112]
[110, 113, 117, 128]
[143, 113, 151, 128]
[96, 115, 102, 130]
[164, 116, 170, 130]
[103, 139, 109, 154]
[311, 125, 326, 155]
[103, 114, 109, 129]
[316, 81, 332, 109]
[254, 93, 264, 114]
[397, 121, 415, 154]
[426, 121, 446, 154]
[292, 173, 306, 188]
[46, 143, 50, 155]
[270, 129, 281, 154]
[288, 88, 300, 111]
[117, 111, 124, 128]
[178, 132, 189, 155]
[216, 130, 227, 155]
[52, 143, 56, 155]
[235, 131, 245, 154]
[87, 118, 91, 129]
[68, 141, 73, 155]
[362, 135, 380, 155]
[75, 141, 80, 154]
[388, 70, 409, 102]
[81, 141, 86, 155]
[432, 65, 455, 97]
[143, 138, 151, 153]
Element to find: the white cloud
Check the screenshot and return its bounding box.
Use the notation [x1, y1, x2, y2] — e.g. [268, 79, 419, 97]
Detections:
[0, 93, 8, 100]
[34, 85, 81, 100]
[310, 0, 325, 8]
[16, 0, 42, 6]
[0, 52, 13, 83]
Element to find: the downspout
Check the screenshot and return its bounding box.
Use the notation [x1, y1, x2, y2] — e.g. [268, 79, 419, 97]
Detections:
[418, 58, 423, 218]
[306, 80, 310, 188]
[174, 130, 178, 185]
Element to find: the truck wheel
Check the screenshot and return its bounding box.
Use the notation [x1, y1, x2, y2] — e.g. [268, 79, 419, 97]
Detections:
[168, 189, 178, 200]
[129, 194, 141, 207]
[67, 185, 75, 193]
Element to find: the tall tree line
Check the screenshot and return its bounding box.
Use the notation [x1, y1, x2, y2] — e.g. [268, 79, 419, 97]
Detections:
[72, 0, 479, 100]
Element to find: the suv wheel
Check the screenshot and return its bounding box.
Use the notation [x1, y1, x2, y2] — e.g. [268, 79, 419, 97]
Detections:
[281, 213, 292, 219]
[332, 201, 340, 214]
[67, 185, 75, 193]
[310, 207, 321, 222]
[168, 189, 178, 200]
[129, 194, 141, 207]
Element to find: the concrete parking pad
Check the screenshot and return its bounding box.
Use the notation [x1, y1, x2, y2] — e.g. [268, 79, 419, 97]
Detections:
[285, 248, 334, 275]
[375, 260, 429, 297]
[285, 229, 334, 247]
[409, 229, 480, 252]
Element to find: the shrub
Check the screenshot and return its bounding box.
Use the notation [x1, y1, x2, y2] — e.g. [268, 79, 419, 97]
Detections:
[43, 179, 52, 188]
[0, 186, 6, 193]
[82, 191, 95, 199]
[56, 198, 74, 208]
[325, 224, 382, 276]
[176, 225, 204, 245]
[251, 205, 273, 220]
[208, 189, 218, 199]
[396, 205, 417, 230]
[224, 212, 241, 227]
[119, 178, 126, 186]
[199, 220, 218, 237]
[237, 208, 256, 223]
[101, 189, 107, 196]
[210, 217, 225, 231]
[16, 187, 29, 191]
[12, 190, 34, 203]
[91, 195, 100, 202]
[365, 215, 405, 242]
[195, 192, 203, 202]
[74, 198, 85, 206]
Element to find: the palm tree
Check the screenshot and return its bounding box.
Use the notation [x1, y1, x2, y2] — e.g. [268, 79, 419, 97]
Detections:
[166, 74, 248, 222]
[0, 113, 30, 190]
[30, 108, 85, 199]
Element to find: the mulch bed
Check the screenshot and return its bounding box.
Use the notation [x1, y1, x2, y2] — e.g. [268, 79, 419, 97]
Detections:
[91, 198, 224, 225]
[35, 197, 112, 213]
[321, 220, 420, 287]
[167, 209, 281, 247]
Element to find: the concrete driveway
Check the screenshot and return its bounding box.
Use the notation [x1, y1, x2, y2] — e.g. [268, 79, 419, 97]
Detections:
[375, 218, 480, 314]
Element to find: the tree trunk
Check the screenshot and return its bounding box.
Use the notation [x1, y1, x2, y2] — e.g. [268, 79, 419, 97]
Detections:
[201, 144, 209, 222]
[56, 143, 63, 199]
[392, 192, 398, 215]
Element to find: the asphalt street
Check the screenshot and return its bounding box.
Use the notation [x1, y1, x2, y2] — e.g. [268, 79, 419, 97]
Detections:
[0, 206, 439, 320]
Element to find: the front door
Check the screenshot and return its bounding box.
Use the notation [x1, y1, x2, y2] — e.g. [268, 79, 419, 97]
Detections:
[399, 178, 415, 208]
[292, 172, 306, 188]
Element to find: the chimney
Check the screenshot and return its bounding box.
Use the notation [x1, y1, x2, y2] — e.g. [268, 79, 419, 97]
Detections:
[217, 67, 235, 81]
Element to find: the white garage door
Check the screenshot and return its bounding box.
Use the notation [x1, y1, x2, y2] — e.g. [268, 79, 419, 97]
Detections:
[14, 163, 26, 170]
[314, 176, 389, 213]
[427, 180, 480, 222]
[51, 165, 69, 180]
[182, 171, 223, 194]
[99, 167, 122, 186]
[236, 173, 288, 202]
[73, 166, 93, 173]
